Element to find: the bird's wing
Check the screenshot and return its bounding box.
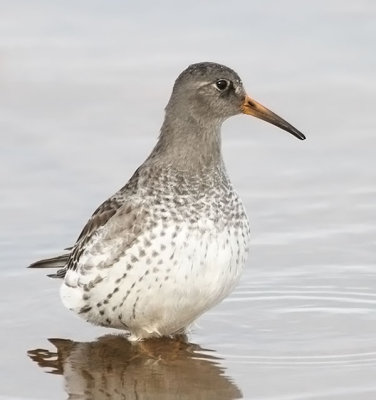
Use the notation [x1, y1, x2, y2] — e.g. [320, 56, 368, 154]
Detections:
[66, 195, 124, 271]
[34, 195, 124, 278]
[64, 193, 147, 277]
[76, 196, 123, 243]
[28, 195, 125, 275]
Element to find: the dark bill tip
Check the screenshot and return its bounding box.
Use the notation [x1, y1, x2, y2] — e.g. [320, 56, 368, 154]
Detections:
[242, 96, 306, 141]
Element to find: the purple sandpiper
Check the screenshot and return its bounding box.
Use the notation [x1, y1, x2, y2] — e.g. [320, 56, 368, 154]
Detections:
[29, 62, 305, 340]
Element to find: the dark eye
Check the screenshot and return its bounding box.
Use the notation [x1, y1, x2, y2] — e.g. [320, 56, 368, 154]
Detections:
[215, 79, 229, 91]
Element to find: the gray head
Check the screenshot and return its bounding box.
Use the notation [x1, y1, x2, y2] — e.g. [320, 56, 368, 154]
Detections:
[166, 62, 246, 124]
[165, 62, 305, 140]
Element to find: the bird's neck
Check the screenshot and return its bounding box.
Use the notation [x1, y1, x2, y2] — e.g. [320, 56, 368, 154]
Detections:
[147, 113, 223, 173]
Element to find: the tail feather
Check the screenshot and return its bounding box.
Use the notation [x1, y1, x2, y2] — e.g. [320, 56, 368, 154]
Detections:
[48, 267, 67, 279]
[28, 253, 69, 269]
[28, 253, 69, 279]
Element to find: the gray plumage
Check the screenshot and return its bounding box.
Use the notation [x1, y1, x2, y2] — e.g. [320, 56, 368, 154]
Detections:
[29, 62, 305, 340]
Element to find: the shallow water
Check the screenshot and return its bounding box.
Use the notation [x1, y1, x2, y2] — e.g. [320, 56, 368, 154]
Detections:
[1, 1, 376, 399]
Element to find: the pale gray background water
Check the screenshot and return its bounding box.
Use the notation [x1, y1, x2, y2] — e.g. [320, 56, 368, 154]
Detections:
[1, 1, 375, 399]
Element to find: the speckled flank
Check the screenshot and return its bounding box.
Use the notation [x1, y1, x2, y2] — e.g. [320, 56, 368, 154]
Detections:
[24, 54, 306, 342]
[57, 62, 258, 340]
[61, 163, 250, 339]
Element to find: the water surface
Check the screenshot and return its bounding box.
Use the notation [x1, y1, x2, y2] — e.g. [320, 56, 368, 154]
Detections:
[1, 1, 376, 399]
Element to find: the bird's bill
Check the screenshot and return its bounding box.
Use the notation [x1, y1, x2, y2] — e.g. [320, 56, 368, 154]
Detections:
[241, 95, 306, 140]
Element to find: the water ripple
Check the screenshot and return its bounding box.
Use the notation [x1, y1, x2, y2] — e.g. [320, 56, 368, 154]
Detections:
[230, 287, 376, 308]
[227, 351, 376, 367]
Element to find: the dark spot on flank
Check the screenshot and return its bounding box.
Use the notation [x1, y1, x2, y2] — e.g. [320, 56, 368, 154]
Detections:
[99, 310, 105, 316]
[139, 249, 146, 257]
[79, 306, 92, 314]
[132, 296, 140, 319]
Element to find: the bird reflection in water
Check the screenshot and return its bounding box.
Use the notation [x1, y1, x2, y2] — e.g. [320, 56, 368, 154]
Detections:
[28, 335, 242, 399]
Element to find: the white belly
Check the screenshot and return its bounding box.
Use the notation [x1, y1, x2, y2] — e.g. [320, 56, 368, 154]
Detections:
[61, 218, 250, 340]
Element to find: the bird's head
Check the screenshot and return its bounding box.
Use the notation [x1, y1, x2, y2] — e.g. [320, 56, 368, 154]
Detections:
[167, 62, 305, 140]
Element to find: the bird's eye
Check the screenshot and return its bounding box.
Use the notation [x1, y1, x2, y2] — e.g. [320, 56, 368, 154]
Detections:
[215, 79, 229, 91]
